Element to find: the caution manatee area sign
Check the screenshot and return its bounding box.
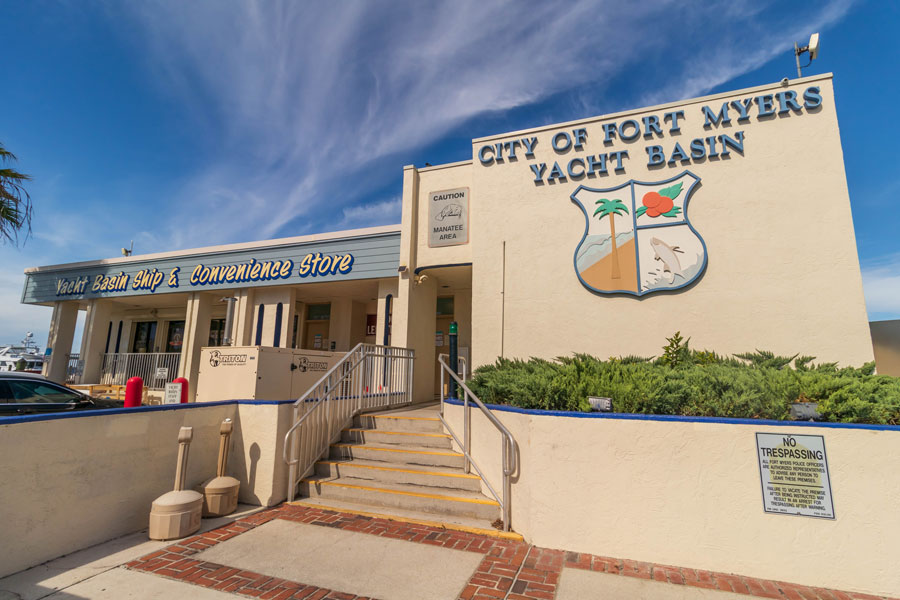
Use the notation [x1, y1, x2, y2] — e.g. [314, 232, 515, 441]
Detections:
[755, 432, 834, 519]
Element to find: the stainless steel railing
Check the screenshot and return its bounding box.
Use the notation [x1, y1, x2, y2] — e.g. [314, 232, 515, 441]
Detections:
[438, 353, 468, 382]
[100, 352, 181, 389]
[65, 353, 83, 384]
[283, 343, 416, 501]
[437, 354, 517, 531]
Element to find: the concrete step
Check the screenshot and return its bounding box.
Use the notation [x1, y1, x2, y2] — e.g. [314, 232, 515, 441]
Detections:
[328, 443, 465, 469]
[353, 412, 443, 434]
[314, 458, 482, 492]
[340, 427, 453, 449]
[329, 443, 465, 469]
[300, 475, 500, 521]
[290, 496, 521, 540]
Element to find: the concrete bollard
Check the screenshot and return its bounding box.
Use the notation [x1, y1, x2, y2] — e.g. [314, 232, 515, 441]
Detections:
[198, 418, 240, 516]
[148, 426, 203, 540]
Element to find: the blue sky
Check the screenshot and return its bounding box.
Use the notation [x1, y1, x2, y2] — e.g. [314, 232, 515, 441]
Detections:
[1, 0, 898, 348]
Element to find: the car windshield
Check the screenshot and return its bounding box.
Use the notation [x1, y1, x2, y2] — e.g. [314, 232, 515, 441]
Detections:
[1, 380, 86, 404]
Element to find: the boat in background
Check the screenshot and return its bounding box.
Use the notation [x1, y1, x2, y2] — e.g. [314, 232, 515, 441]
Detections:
[0, 332, 46, 374]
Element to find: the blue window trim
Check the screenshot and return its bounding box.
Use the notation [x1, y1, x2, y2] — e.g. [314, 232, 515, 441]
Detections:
[255, 305, 265, 345]
[114, 321, 123, 353]
[273, 302, 283, 347]
[443, 398, 900, 432]
[382, 294, 392, 346]
[0, 398, 296, 425]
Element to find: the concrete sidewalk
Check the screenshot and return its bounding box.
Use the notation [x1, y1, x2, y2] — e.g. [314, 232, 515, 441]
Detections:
[2, 503, 894, 600]
[0, 505, 263, 600]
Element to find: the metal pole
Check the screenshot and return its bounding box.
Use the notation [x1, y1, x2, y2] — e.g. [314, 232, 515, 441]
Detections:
[502, 439, 510, 531]
[463, 388, 470, 474]
[501, 241, 506, 358]
[448, 321, 458, 399]
[223, 297, 237, 346]
[794, 42, 802, 79]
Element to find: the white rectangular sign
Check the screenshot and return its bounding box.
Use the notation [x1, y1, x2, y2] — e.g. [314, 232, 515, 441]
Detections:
[164, 382, 182, 405]
[155, 367, 169, 379]
[428, 187, 469, 247]
[756, 432, 834, 519]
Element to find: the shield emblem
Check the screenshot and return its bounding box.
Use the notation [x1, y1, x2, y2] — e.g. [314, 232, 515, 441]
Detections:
[570, 171, 707, 296]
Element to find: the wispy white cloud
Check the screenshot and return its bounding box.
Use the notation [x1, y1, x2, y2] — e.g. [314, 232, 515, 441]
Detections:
[105, 0, 858, 252]
[862, 253, 900, 320]
[1, 0, 863, 345]
[337, 197, 401, 231]
[632, 0, 857, 108]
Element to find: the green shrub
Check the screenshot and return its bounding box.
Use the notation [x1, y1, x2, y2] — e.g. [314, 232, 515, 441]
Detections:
[466, 335, 900, 425]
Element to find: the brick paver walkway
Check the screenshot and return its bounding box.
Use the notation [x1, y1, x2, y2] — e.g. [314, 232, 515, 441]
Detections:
[126, 504, 896, 600]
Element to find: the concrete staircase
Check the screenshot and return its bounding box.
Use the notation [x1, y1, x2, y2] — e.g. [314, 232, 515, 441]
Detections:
[296, 404, 503, 529]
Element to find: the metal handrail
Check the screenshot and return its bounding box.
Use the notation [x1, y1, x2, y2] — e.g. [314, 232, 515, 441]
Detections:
[283, 343, 415, 502]
[438, 354, 517, 531]
[438, 353, 468, 381]
[282, 350, 366, 466]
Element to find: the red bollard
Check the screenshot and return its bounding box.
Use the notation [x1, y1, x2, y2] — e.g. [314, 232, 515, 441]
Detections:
[174, 377, 189, 403]
[125, 377, 143, 407]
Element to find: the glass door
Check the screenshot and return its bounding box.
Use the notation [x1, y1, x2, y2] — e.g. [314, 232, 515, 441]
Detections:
[131, 321, 157, 353]
[208, 318, 226, 346]
[165, 321, 185, 353]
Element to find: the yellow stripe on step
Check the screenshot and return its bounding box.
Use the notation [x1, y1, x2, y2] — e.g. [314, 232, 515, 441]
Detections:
[368, 415, 440, 421]
[333, 444, 462, 457]
[288, 500, 523, 541]
[318, 461, 479, 479]
[304, 479, 500, 506]
[344, 428, 450, 438]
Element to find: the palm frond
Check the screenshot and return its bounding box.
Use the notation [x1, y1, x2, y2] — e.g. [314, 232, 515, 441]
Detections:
[0, 143, 33, 245]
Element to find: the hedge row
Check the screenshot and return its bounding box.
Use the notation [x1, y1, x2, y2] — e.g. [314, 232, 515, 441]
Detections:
[465, 335, 900, 425]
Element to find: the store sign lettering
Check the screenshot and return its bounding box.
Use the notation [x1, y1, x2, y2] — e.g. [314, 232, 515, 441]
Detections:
[477, 86, 823, 185]
[53, 252, 355, 297]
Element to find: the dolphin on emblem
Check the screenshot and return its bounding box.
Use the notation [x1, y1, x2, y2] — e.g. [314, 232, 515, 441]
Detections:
[650, 237, 686, 280]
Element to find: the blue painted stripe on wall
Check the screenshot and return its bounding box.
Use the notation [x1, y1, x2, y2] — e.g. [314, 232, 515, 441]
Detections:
[0, 398, 296, 425]
[443, 398, 900, 432]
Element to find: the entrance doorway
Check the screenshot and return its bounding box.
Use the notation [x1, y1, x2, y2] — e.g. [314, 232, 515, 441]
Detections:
[434, 296, 453, 397]
[304, 303, 331, 350]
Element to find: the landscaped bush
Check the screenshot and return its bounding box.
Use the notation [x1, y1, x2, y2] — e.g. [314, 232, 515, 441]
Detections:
[466, 333, 900, 425]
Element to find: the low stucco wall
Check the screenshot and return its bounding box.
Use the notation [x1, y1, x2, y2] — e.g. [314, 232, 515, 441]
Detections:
[444, 401, 900, 597]
[0, 401, 294, 578]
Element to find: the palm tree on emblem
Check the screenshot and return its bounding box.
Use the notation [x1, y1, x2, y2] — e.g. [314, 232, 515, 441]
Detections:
[593, 198, 629, 279]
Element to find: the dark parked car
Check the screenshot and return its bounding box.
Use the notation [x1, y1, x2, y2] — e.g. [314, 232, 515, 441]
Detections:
[0, 372, 124, 415]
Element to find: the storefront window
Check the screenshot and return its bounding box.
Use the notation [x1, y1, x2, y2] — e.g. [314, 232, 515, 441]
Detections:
[436, 296, 454, 316]
[166, 321, 185, 353]
[209, 319, 226, 346]
[307, 303, 331, 321]
[132, 321, 157, 353]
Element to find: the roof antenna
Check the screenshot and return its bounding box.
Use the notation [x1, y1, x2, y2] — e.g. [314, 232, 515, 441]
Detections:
[794, 33, 820, 78]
